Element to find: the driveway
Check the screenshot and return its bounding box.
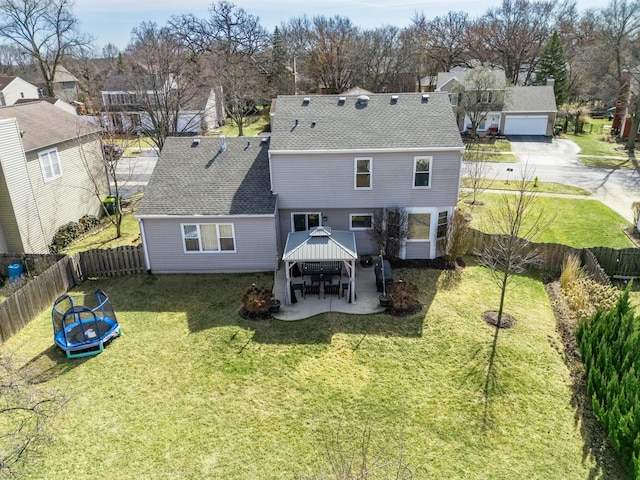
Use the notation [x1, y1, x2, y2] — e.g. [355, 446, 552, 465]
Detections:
[473, 136, 640, 223]
[111, 151, 158, 199]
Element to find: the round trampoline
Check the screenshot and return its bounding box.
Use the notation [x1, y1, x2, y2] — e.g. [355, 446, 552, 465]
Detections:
[52, 290, 121, 359]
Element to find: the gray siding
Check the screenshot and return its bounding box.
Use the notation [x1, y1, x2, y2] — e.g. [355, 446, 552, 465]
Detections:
[406, 241, 432, 259]
[278, 208, 379, 256]
[0, 119, 46, 252]
[270, 151, 462, 210]
[141, 216, 278, 273]
[25, 136, 106, 248]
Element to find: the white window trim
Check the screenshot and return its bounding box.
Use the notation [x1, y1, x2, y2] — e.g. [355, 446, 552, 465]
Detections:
[406, 207, 434, 243]
[412, 156, 432, 189]
[38, 148, 62, 183]
[448, 93, 458, 106]
[181, 223, 237, 254]
[354, 157, 373, 190]
[349, 213, 374, 231]
[290, 212, 322, 232]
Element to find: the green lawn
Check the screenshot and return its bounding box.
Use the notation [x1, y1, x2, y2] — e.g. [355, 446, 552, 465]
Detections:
[2, 265, 619, 479]
[562, 119, 629, 161]
[61, 212, 141, 256]
[461, 178, 591, 195]
[219, 115, 270, 137]
[463, 151, 519, 162]
[466, 193, 633, 249]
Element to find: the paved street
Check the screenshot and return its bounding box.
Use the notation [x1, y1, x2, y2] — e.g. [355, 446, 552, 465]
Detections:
[473, 136, 640, 222]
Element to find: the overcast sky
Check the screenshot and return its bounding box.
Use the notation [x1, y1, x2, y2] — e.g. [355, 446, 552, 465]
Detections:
[74, 0, 606, 52]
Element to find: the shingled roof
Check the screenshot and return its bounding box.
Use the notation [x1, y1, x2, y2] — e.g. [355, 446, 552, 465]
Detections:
[137, 136, 276, 217]
[269, 92, 463, 152]
[506, 85, 557, 113]
[0, 100, 98, 152]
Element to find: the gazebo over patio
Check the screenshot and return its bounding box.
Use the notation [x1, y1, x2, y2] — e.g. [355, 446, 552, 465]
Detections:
[282, 226, 358, 305]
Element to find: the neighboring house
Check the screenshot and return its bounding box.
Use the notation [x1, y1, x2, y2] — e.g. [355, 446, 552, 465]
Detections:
[21, 65, 80, 103]
[0, 76, 40, 106]
[0, 101, 108, 253]
[137, 92, 465, 274]
[435, 68, 557, 136]
[100, 74, 224, 135]
[14, 97, 78, 116]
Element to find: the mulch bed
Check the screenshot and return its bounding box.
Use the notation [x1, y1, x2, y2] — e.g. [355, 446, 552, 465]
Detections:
[389, 257, 465, 270]
[482, 311, 516, 329]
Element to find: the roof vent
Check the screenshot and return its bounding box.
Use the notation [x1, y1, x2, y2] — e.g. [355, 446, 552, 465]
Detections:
[245, 141, 251, 150]
[391, 95, 399, 104]
[302, 97, 310, 105]
[260, 136, 269, 144]
[357, 95, 370, 106]
[338, 96, 346, 105]
[309, 226, 331, 237]
[311, 121, 316, 128]
[422, 94, 429, 103]
[219, 135, 226, 152]
[191, 138, 200, 147]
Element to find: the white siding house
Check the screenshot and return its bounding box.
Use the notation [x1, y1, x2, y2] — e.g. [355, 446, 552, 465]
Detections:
[0, 76, 40, 107]
[0, 101, 108, 253]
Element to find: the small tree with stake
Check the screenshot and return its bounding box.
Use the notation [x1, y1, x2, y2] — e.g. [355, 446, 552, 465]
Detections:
[478, 165, 551, 417]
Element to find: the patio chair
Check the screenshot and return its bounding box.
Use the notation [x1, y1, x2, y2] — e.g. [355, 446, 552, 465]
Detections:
[291, 281, 305, 299]
[324, 281, 340, 298]
[305, 282, 321, 298]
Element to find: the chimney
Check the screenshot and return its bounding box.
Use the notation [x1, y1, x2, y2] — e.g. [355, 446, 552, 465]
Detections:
[546, 76, 555, 86]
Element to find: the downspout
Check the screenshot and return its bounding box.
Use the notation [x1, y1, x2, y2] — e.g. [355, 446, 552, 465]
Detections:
[138, 218, 152, 273]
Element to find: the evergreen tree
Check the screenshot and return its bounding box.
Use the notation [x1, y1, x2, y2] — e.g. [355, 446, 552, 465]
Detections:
[534, 31, 569, 107]
[271, 26, 292, 95]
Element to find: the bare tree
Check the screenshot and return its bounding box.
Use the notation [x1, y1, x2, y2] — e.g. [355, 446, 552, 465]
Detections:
[0, 0, 91, 97]
[425, 11, 471, 73]
[0, 352, 67, 477]
[469, 0, 568, 85]
[123, 22, 206, 150]
[170, 1, 271, 136]
[477, 166, 550, 415]
[443, 209, 471, 268]
[462, 139, 497, 205]
[454, 65, 506, 137]
[370, 206, 409, 261]
[352, 25, 413, 93]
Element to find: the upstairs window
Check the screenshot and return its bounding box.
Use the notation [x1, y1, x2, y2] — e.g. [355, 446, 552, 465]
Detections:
[38, 148, 62, 182]
[448, 93, 458, 106]
[354, 157, 372, 189]
[480, 91, 493, 103]
[413, 157, 431, 188]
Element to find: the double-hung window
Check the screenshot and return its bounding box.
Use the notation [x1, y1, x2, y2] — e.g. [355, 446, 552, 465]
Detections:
[437, 211, 449, 239]
[413, 156, 431, 188]
[182, 223, 236, 253]
[38, 148, 62, 182]
[354, 157, 372, 189]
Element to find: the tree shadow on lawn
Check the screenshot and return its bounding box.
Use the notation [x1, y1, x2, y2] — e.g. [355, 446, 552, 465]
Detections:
[72, 270, 439, 346]
[17, 345, 89, 384]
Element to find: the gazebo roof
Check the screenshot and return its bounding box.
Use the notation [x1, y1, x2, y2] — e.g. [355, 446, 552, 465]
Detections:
[283, 227, 357, 262]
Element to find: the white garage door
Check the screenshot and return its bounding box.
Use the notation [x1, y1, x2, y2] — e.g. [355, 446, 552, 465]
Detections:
[503, 115, 548, 135]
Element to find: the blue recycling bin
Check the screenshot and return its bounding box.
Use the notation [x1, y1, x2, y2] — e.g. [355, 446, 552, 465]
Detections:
[8, 263, 24, 283]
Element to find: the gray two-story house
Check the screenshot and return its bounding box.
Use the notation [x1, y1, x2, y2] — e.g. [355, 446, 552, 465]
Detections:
[136, 92, 464, 274]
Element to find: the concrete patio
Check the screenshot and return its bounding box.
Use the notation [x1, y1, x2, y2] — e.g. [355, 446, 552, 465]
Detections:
[272, 261, 386, 321]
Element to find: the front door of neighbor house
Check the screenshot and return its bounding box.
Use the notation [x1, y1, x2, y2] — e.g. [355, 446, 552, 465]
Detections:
[292, 212, 321, 232]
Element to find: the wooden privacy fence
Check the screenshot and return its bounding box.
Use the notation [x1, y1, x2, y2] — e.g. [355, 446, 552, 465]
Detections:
[72, 245, 146, 279]
[468, 229, 581, 272]
[0, 255, 76, 344]
[590, 247, 640, 279]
